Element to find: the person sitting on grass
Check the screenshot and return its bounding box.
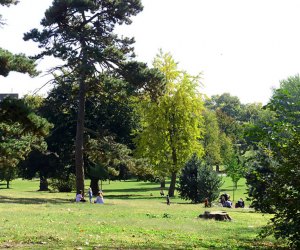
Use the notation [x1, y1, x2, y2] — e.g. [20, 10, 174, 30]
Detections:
[223, 199, 232, 208]
[235, 198, 245, 208]
[94, 191, 104, 204]
[76, 190, 86, 202]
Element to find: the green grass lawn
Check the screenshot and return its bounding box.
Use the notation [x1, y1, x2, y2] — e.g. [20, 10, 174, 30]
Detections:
[0, 178, 286, 249]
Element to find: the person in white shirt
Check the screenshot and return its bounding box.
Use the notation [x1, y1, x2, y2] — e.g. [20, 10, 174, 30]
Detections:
[94, 191, 104, 204]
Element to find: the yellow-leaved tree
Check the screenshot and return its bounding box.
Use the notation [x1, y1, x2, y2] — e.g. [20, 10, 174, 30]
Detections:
[134, 51, 205, 196]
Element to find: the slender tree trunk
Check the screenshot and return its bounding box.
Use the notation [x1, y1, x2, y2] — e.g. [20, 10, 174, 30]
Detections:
[160, 178, 165, 188]
[169, 135, 178, 197]
[168, 123, 178, 197]
[90, 178, 99, 196]
[216, 164, 220, 172]
[168, 171, 177, 197]
[39, 175, 49, 191]
[75, 75, 86, 194]
[6, 180, 9, 189]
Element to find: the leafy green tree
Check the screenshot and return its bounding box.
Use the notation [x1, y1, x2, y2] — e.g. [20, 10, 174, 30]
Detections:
[178, 154, 223, 203]
[0, 48, 38, 77]
[24, 0, 144, 193]
[245, 147, 277, 213]
[0, 2, 38, 77]
[19, 149, 59, 191]
[205, 93, 245, 152]
[0, 98, 52, 184]
[86, 135, 134, 194]
[0, 164, 17, 188]
[16, 95, 59, 191]
[246, 75, 300, 248]
[206, 93, 242, 120]
[240, 103, 263, 123]
[134, 51, 205, 196]
[202, 109, 222, 170]
[21, 65, 159, 191]
[225, 152, 245, 201]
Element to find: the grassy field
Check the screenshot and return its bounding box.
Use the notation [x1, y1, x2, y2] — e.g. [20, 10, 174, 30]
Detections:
[0, 177, 286, 249]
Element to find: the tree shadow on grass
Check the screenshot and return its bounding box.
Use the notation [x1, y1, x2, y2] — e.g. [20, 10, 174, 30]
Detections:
[0, 184, 9, 190]
[136, 181, 171, 186]
[0, 195, 71, 205]
[104, 187, 160, 193]
[104, 194, 165, 200]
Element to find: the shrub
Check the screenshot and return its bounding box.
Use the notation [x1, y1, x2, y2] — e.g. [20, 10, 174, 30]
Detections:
[49, 173, 76, 192]
[178, 154, 223, 203]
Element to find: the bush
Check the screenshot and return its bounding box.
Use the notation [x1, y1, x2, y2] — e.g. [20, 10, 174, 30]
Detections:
[49, 173, 76, 192]
[177, 154, 223, 203]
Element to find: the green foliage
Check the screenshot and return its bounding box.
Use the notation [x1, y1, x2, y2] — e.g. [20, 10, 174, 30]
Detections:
[24, 0, 144, 193]
[49, 173, 76, 192]
[245, 147, 277, 213]
[240, 102, 263, 123]
[225, 149, 246, 201]
[0, 164, 17, 188]
[0, 0, 18, 6]
[178, 155, 223, 203]
[202, 109, 222, 166]
[205, 93, 242, 121]
[0, 98, 52, 182]
[86, 136, 133, 181]
[246, 75, 300, 248]
[134, 51, 205, 196]
[0, 48, 39, 77]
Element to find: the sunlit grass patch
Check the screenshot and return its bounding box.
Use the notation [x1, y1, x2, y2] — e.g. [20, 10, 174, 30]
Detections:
[0, 178, 286, 249]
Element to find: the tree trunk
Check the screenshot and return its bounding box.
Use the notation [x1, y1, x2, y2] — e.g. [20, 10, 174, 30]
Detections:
[168, 171, 177, 197]
[75, 75, 86, 194]
[90, 178, 99, 195]
[199, 211, 232, 221]
[216, 164, 220, 172]
[6, 180, 9, 189]
[160, 178, 165, 188]
[39, 176, 49, 191]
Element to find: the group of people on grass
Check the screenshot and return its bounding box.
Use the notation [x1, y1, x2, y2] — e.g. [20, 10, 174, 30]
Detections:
[219, 193, 245, 208]
[76, 188, 104, 204]
[75, 188, 244, 208]
[202, 194, 245, 208]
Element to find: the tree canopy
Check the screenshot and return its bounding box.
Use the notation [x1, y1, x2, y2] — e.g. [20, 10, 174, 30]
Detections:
[24, 0, 144, 193]
[0, 1, 38, 77]
[134, 51, 205, 196]
[246, 75, 300, 248]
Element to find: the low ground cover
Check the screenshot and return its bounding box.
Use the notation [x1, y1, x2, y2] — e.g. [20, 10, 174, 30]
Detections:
[0, 178, 286, 249]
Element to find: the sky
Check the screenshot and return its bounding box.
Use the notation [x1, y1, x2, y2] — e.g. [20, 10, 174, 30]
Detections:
[1, 0, 300, 104]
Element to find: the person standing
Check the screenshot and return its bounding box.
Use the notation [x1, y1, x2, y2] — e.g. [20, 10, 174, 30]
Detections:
[88, 187, 93, 203]
[166, 195, 170, 205]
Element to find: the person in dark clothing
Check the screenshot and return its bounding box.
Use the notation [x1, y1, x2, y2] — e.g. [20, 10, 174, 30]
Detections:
[160, 189, 165, 196]
[166, 195, 170, 205]
[235, 198, 245, 208]
[204, 198, 211, 207]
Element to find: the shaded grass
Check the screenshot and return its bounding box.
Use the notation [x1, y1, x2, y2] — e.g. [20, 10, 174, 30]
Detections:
[0, 178, 286, 249]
